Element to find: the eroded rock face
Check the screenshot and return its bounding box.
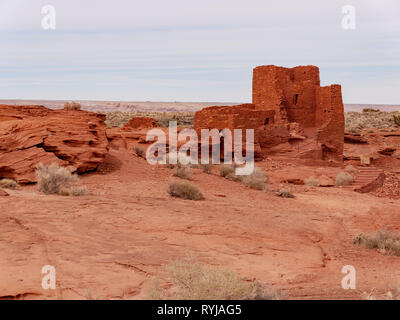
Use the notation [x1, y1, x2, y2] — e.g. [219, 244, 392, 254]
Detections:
[0, 105, 109, 183]
[194, 65, 345, 161]
[124, 117, 157, 129]
[106, 117, 159, 150]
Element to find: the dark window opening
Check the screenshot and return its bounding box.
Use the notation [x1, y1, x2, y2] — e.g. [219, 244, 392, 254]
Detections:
[264, 117, 270, 126]
[293, 94, 299, 105]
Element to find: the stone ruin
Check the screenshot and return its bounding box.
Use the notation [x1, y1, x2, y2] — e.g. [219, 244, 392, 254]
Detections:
[194, 65, 345, 161]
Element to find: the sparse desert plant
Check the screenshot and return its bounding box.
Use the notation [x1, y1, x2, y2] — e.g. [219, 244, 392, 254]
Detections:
[104, 111, 194, 128]
[394, 115, 400, 127]
[36, 163, 87, 196]
[201, 163, 212, 174]
[353, 230, 400, 256]
[344, 165, 358, 175]
[218, 163, 236, 178]
[173, 166, 191, 180]
[335, 171, 354, 186]
[166, 153, 182, 169]
[276, 189, 295, 198]
[168, 181, 204, 200]
[148, 255, 276, 300]
[240, 167, 269, 190]
[0, 178, 19, 189]
[363, 108, 380, 113]
[134, 145, 145, 158]
[63, 102, 82, 110]
[304, 176, 319, 187]
[345, 111, 400, 132]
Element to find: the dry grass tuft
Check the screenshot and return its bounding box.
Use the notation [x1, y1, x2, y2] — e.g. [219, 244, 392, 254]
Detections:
[63, 102, 82, 110]
[201, 163, 212, 174]
[173, 166, 191, 180]
[335, 172, 354, 186]
[345, 111, 400, 132]
[104, 111, 194, 128]
[353, 230, 400, 256]
[344, 165, 358, 175]
[148, 255, 276, 300]
[36, 163, 87, 196]
[168, 181, 204, 200]
[240, 167, 269, 190]
[276, 189, 295, 198]
[218, 163, 236, 178]
[219, 164, 269, 190]
[0, 178, 19, 189]
[304, 176, 319, 187]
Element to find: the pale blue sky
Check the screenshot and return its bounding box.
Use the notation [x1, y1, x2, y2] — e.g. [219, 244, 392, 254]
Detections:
[0, 0, 399, 103]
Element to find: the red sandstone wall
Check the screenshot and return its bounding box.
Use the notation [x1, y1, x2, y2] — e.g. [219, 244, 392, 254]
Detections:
[252, 65, 320, 128]
[315, 85, 345, 160]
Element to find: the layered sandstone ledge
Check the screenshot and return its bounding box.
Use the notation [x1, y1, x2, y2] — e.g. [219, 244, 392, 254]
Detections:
[0, 105, 109, 183]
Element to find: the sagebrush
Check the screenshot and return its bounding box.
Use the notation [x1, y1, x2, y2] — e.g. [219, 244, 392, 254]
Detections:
[168, 181, 204, 200]
[354, 230, 400, 256]
[36, 163, 87, 196]
[0, 179, 19, 189]
[335, 172, 354, 186]
[148, 256, 276, 300]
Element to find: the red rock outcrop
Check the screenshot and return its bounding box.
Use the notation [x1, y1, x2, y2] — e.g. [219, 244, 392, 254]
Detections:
[0, 105, 109, 183]
[124, 117, 157, 129]
[106, 117, 159, 150]
[194, 65, 345, 161]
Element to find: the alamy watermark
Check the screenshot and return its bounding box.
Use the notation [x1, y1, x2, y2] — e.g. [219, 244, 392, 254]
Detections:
[342, 5, 356, 30]
[41, 5, 56, 30]
[145, 121, 255, 175]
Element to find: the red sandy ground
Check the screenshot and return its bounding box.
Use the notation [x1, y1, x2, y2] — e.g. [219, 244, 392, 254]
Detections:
[1, 148, 400, 300]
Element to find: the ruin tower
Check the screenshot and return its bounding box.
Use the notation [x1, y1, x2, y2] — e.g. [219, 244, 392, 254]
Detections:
[252, 65, 345, 160]
[194, 65, 345, 162]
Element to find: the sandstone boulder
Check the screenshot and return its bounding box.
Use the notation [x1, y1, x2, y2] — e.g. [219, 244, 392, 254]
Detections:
[0, 105, 109, 183]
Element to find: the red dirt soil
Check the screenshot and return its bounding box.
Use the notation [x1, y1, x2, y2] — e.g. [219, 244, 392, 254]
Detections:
[1, 147, 400, 300]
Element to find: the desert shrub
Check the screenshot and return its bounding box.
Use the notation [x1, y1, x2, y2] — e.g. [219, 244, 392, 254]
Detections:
[353, 230, 400, 256]
[173, 166, 191, 180]
[134, 145, 145, 158]
[148, 255, 276, 300]
[201, 163, 212, 174]
[345, 111, 400, 132]
[276, 189, 295, 198]
[304, 176, 319, 187]
[63, 102, 81, 110]
[344, 165, 358, 175]
[394, 115, 400, 127]
[0, 178, 19, 189]
[363, 108, 380, 113]
[240, 167, 268, 190]
[335, 172, 354, 186]
[104, 111, 194, 128]
[218, 164, 236, 178]
[165, 154, 183, 169]
[36, 163, 87, 196]
[168, 181, 204, 200]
